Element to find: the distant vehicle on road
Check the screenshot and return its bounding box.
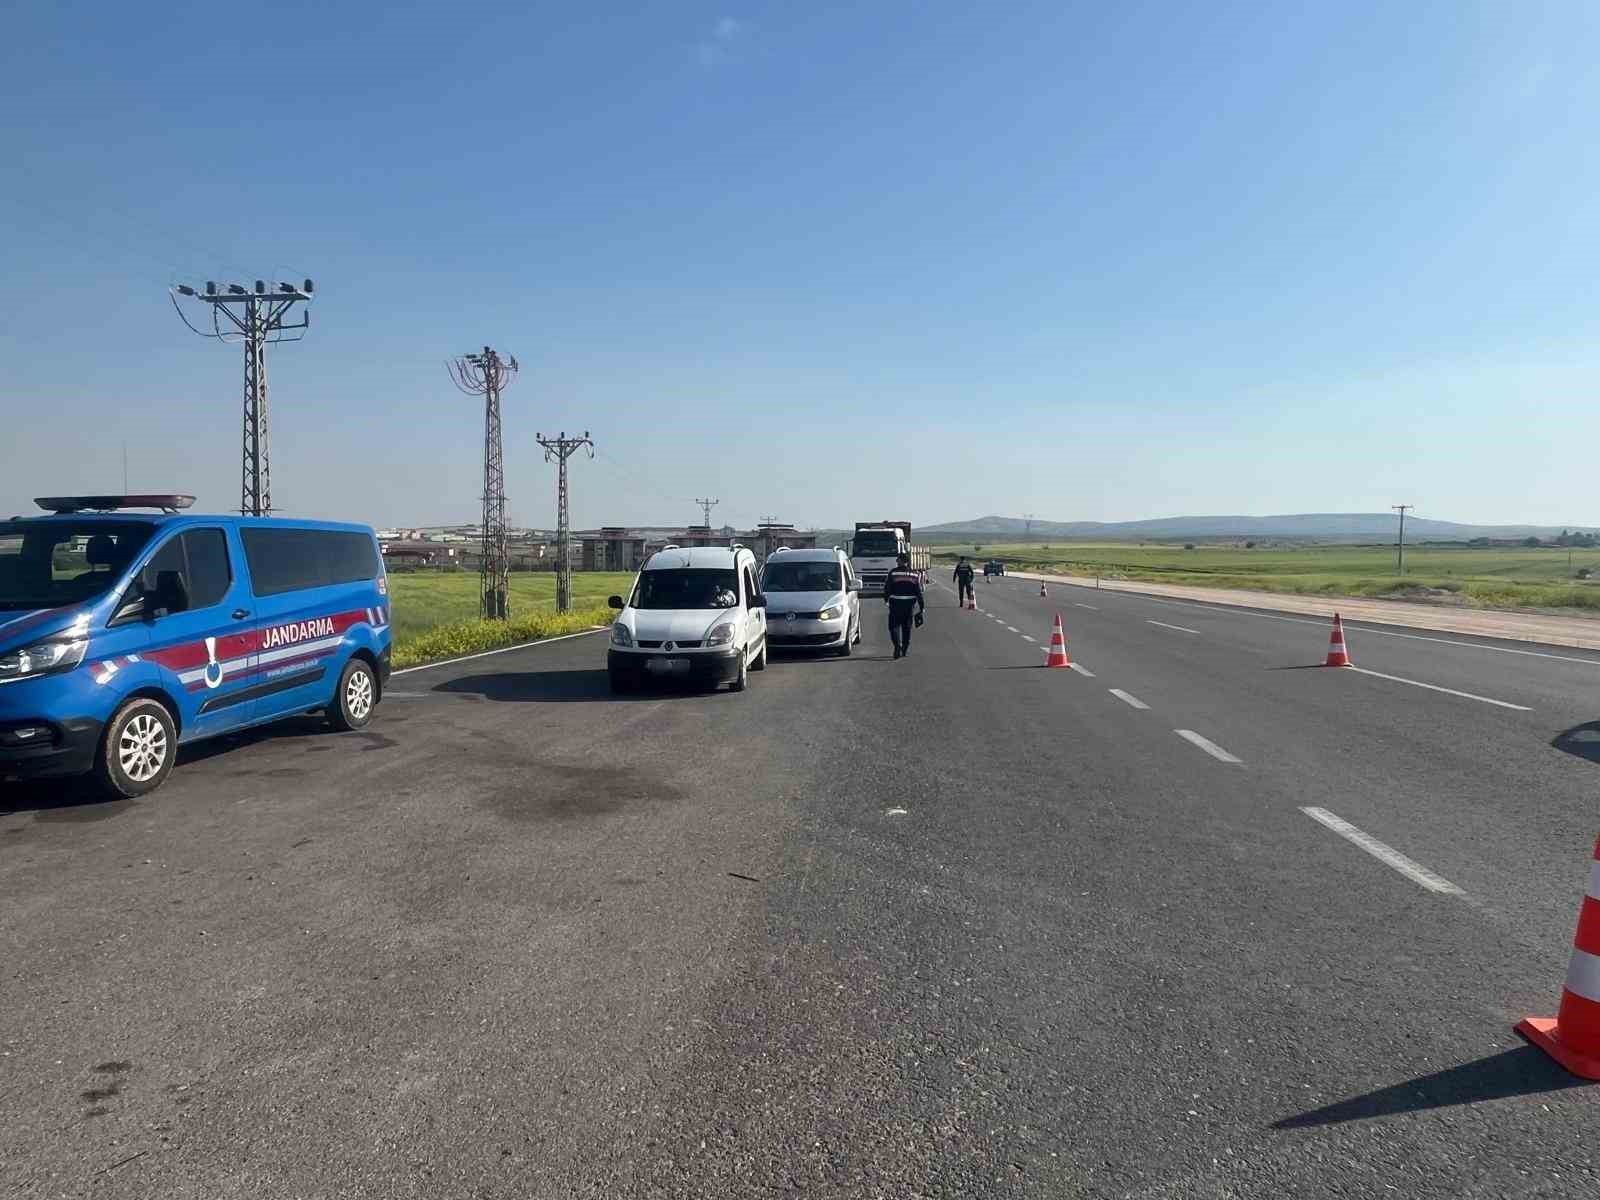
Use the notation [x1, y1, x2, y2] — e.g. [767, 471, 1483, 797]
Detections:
[607, 545, 767, 694]
[984, 559, 1006, 577]
[849, 520, 930, 596]
[0, 495, 391, 797]
[760, 547, 862, 656]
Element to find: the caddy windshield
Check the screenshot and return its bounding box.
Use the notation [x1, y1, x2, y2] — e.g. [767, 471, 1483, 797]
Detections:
[0, 521, 157, 611]
[762, 562, 841, 592]
[632, 568, 740, 610]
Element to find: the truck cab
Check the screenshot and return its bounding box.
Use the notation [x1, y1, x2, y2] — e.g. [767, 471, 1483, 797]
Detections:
[849, 522, 910, 597]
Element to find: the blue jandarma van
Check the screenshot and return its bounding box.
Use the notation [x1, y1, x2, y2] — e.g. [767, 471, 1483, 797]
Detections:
[0, 495, 391, 797]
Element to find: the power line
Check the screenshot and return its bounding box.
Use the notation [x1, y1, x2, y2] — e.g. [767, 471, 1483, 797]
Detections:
[450, 347, 519, 620]
[537, 430, 595, 613]
[170, 278, 314, 516]
[694, 497, 719, 528]
[1395, 502, 1420, 579]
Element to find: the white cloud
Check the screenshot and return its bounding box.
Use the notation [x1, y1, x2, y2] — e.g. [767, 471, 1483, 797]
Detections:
[697, 16, 748, 66]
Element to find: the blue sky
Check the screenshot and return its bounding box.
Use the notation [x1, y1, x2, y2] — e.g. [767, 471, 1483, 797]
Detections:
[3, 1, 1599, 531]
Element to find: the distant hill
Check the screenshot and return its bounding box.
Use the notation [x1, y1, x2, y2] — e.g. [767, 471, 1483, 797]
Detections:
[921, 513, 1590, 541]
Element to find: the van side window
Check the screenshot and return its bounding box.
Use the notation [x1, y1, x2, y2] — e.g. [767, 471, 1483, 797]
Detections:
[240, 528, 378, 597]
[140, 537, 188, 611]
[743, 565, 759, 606]
[183, 529, 231, 609]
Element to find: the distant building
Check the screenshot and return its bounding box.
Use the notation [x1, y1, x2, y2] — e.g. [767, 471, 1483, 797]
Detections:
[676, 525, 731, 548]
[581, 527, 647, 572]
[381, 540, 460, 569]
[742, 522, 817, 563]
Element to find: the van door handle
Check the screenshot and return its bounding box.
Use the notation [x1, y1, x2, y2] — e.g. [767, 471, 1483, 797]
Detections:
[232, 608, 250, 620]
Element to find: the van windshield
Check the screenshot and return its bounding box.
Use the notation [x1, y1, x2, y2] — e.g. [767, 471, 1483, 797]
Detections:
[763, 561, 842, 592]
[632, 568, 740, 610]
[0, 521, 157, 611]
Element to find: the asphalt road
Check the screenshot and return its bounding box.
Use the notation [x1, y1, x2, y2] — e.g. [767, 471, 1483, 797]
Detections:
[4, 577, 1600, 1197]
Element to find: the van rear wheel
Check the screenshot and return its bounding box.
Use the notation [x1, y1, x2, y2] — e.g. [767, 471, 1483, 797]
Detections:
[95, 697, 177, 798]
[328, 658, 378, 731]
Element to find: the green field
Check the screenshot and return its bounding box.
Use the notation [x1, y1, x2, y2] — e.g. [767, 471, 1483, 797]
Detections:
[387, 570, 635, 644]
[933, 542, 1600, 612]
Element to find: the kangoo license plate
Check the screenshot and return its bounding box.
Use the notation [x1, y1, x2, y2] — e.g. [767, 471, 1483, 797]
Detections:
[646, 657, 690, 675]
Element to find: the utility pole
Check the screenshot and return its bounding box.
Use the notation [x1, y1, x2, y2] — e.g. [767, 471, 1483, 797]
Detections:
[1024, 512, 1036, 540]
[449, 347, 519, 620]
[170, 279, 313, 516]
[695, 497, 719, 528]
[537, 430, 594, 612]
[1392, 504, 1413, 576]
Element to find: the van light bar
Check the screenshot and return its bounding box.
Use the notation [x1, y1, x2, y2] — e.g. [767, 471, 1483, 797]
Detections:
[35, 494, 197, 514]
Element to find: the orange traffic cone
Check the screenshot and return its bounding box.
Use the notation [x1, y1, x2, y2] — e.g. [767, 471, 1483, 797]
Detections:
[1044, 614, 1071, 668]
[1039, 582, 1048, 598]
[1517, 835, 1600, 1079]
[1324, 613, 1352, 667]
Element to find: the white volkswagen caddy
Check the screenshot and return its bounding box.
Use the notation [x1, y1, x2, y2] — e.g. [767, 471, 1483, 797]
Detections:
[607, 546, 768, 694]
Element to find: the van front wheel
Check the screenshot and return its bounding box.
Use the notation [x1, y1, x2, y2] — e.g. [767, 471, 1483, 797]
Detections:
[96, 697, 177, 798]
[328, 658, 378, 731]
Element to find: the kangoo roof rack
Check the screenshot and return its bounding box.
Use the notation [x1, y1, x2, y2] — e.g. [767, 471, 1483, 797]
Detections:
[35, 494, 196, 514]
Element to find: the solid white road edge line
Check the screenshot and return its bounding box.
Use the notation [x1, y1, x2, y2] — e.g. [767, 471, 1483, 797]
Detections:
[1344, 666, 1532, 711]
[1068, 662, 1095, 677]
[1148, 620, 1200, 634]
[392, 627, 606, 675]
[1109, 688, 1149, 709]
[1174, 729, 1242, 763]
[1300, 806, 1464, 896]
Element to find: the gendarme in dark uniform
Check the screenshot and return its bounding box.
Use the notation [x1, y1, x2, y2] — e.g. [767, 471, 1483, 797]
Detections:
[882, 553, 926, 660]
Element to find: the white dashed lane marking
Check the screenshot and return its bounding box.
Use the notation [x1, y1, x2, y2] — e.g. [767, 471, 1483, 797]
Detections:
[1109, 689, 1149, 710]
[1300, 806, 1464, 896]
[1021, 635, 1036, 643]
[1147, 620, 1200, 635]
[1005, 625, 1019, 633]
[1075, 603, 1098, 610]
[1068, 662, 1095, 677]
[1175, 729, 1242, 763]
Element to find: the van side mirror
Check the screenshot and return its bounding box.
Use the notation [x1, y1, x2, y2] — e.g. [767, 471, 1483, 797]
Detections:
[151, 569, 188, 618]
[109, 595, 146, 626]
[848, 580, 861, 593]
[607, 595, 624, 609]
[751, 592, 767, 608]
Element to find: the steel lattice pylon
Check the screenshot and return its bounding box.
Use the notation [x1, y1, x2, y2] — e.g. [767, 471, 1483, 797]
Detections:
[449, 347, 518, 620]
[536, 430, 594, 613]
[243, 303, 270, 516]
[169, 280, 313, 516]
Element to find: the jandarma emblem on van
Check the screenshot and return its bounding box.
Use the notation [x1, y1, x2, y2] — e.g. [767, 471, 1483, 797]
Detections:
[261, 617, 337, 650]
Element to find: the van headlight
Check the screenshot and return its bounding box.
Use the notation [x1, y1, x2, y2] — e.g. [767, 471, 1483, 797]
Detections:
[817, 606, 840, 621]
[0, 637, 89, 684]
[610, 624, 634, 648]
[706, 621, 736, 647]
